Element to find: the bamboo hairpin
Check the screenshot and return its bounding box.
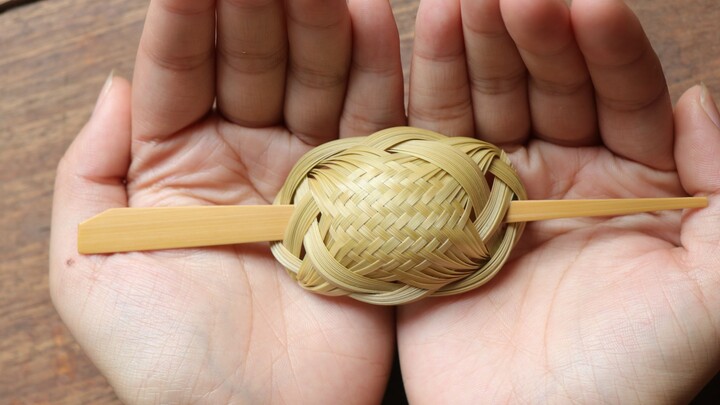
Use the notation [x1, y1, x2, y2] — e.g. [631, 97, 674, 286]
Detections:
[78, 199, 705, 253]
[78, 127, 707, 304]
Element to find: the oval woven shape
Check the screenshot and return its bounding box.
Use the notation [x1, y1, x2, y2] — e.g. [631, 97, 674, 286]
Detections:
[271, 127, 527, 305]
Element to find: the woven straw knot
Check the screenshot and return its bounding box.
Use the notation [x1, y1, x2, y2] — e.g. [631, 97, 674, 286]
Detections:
[271, 127, 527, 305]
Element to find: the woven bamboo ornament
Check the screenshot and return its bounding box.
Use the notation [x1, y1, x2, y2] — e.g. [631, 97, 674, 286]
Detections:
[270, 127, 525, 305]
[78, 126, 708, 305]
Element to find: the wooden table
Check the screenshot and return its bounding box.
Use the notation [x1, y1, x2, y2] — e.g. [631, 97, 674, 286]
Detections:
[1, 0, 718, 403]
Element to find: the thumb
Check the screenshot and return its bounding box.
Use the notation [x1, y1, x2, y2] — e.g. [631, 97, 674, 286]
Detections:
[50, 72, 132, 308]
[675, 84, 720, 195]
[674, 84, 720, 273]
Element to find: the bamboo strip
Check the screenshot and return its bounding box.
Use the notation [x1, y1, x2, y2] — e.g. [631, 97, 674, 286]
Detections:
[78, 205, 294, 254]
[504, 197, 708, 223]
[78, 197, 707, 254]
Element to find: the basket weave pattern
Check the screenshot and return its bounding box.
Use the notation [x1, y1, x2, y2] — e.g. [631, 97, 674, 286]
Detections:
[271, 127, 527, 305]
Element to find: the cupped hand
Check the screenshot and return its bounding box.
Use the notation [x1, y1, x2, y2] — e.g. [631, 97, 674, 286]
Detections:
[50, 0, 406, 403]
[398, 0, 720, 402]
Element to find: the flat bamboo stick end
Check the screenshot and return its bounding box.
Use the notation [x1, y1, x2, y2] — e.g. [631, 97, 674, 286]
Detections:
[77, 205, 294, 254]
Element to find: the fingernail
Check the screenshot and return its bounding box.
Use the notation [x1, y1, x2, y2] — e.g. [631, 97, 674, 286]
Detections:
[700, 82, 720, 130]
[93, 70, 115, 114]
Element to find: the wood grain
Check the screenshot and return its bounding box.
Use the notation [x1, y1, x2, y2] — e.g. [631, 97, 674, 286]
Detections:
[0, 0, 718, 403]
[0, 0, 147, 402]
[0, 0, 42, 14]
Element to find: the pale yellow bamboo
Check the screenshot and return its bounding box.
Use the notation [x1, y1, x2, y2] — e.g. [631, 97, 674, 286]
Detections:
[78, 205, 295, 254]
[504, 197, 708, 223]
[78, 197, 707, 254]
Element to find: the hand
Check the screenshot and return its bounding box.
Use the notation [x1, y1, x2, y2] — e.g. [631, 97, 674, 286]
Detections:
[398, 0, 720, 402]
[50, 0, 406, 403]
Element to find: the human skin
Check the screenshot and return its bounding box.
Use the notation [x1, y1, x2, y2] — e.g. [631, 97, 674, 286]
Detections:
[398, 0, 720, 403]
[51, 0, 403, 403]
[50, 0, 720, 403]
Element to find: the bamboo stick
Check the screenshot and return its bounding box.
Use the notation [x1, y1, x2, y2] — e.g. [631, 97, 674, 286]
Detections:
[77, 197, 707, 254]
[504, 197, 708, 223]
[78, 205, 294, 254]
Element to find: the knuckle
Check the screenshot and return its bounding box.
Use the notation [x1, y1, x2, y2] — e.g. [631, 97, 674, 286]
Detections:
[531, 76, 591, 97]
[469, 68, 526, 95]
[218, 43, 287, 74]
[141, 42, 213, 72]
[290, 60, 348, 90]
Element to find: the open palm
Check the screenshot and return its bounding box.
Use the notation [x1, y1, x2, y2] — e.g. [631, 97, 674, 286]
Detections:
[51, 0, 720, 403]
[50, 0, 405, 403]
[398, 0, 720, 403]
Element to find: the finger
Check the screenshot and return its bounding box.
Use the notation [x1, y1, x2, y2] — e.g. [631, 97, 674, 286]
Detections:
[50, 74, 131, 304]
[675, 85, 720, 196]
[460, 0, 529, 145]
[572, 0, 674, 170]
[674, 85, 720, 302]
[339, 0, 406, 138]
[132, 0, 216, 141]
[284, 0, 352, 145]
[502, 0, 597, 146]
[408, 0, 474, 138]
[216, 0, 287, 127]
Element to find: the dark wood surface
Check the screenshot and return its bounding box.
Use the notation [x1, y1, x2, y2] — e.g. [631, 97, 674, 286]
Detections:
[1, 0, 718, 403]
